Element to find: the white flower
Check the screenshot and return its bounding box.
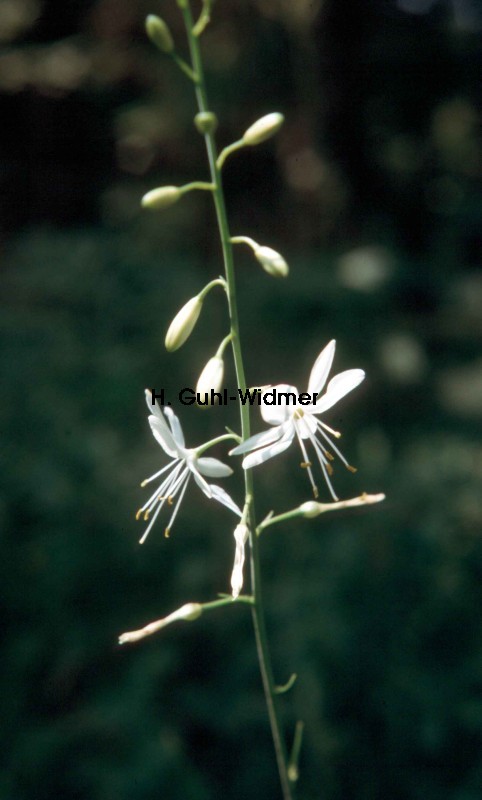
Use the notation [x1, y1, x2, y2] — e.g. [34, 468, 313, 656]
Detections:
[230, 523, 249, 599]
[137, 390, 241, 542]
[230, 340, 365, 500]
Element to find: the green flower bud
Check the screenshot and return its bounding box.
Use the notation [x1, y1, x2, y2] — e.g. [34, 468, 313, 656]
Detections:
[141, 186, 181, 210]
[165, 295, 203, 352]
[145, 15, 174, 54]
[254, 245, 289, 278]
[194, 111, 218, 135]
[242, 112, 284, 146]
[196, 356, 224, 402]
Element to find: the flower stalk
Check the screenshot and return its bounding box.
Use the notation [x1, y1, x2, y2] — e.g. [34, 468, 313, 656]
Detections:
[179, 3, 294, 797]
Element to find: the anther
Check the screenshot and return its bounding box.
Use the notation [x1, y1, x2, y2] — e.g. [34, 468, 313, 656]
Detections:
[326, 463, 334, 476]
[144, 511, 150, 521]
[164, 527, 170, 539]
[300, 461, 312, 469]
[294, 409, 304, 420]
[167, 496, 174, 506]
[347, 465, 357, 473]
[313, 486, 319, 499]
[136, 509, 142, 521]
[324, 450, 335, 461]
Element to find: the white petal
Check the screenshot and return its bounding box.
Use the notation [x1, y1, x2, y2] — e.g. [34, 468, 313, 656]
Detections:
[196, 457, 233, 478]
[242, 434, 294, 469]
[296, 411, 318, 439]
[261, 384, 298, 425]
[164, 406, 185, 448]
[230, 425, 286, 456]
[193, 469, 212, 498]
[313, 369, 365, 413]
[148, 415, 178, 457]
[210, 485, 242, 516]
[307, 340, 336, 396]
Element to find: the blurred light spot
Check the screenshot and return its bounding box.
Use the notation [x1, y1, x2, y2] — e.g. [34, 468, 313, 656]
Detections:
[397, 0, 482, 30]
[357, 426, 392, 473]
[203, 25, 240, 70]
[438, 360, 482, 418]
[100, 185, 141, 226]
[0, 51, 29, 91]
[450, 273, 482, 320]
[255, 0, 321, 30]
[431, 98, 480, 174]
[116, 134, 156, 175]
[285, 148, 328, 192]
[378, 333, 427, 383]
[34, 43, 91, 95]
[338, 245, 394, 292]
[0, 0, 39, 42]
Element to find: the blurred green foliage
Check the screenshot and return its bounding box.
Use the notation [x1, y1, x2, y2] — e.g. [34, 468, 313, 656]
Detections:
[1, 1, 482, 799]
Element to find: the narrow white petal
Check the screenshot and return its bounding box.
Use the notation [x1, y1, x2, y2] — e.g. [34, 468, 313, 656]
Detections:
[196, 457, 233, 478]
[148, 415, 178, 457]
[313, 369, 365, 414]
[164, 406, 185, 448]
[307, 340, 336, 396]
[242, 434, 294, 469]
[193, 468, 212, 498]
[230, 425, 285, 456]
[210, 485, 242, 516]
[260, 384, 298, 425]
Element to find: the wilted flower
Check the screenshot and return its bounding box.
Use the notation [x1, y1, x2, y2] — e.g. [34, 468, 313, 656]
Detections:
[138, 390, 241, 542]
[231, 340, 365, 499]
[230, 522, 249, 598]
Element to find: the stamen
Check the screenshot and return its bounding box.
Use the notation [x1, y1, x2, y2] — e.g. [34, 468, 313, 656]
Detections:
[324, 450, 334, 461]
[313, 485, 319, 499]
[319, 421, 342, 438]
[144, 510, 150, 521]
[294, 421, 319, 499]
[167, 496, 174, 506]
[294, 409, 304, 419]
[300, 461, 312, 469]
[326, 463, 334, 476]
[164, 528, 170, 538]
[347, 465, 357, 473]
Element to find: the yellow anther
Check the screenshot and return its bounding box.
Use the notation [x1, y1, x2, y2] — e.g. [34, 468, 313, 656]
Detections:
[140, 479, 148, 487]
[300, 461, 312, 469]
[144, 510, 150, 521]
[136, 509, 143, 521]
[294, 409, 304, 420]
[347, 465, 357, 473]
[164, 527, 170, 538]
[313, 486, 319, 499]
[326, 463, 334, 476]
[324, 450, 335, 461]
[167, 496, 174, 506]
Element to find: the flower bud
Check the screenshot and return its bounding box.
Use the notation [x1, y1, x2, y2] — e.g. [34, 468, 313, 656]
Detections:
[142, 185, 182, 211]
[254, 245, 289, 278]
[299, 501, 322, 518]
[242, 112, 284, 146]
[176, 602, 203, 622]
[196, 356, 224, 400]
[145, 15, 174, 53]
[165, 295, 203, 351]
[118, 602, 202, 644]
[194, 111, 218, 135]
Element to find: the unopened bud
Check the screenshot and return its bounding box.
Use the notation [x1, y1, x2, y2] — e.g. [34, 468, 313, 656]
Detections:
[196, 356, 224, 400]
[145, 15, 174, 53]
[142, 185, 181, 210]
[254, 245, 289, 278]
[300, 492, 386, 518]
[194, 111, 218, 135]
[299, 501, 321, 518]
[242, 112, 284, 146]
[118, 602, 202, 644]
[165, 295, 203, 351]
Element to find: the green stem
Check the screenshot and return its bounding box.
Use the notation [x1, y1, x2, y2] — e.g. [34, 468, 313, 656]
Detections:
[180, 4, 294, 799]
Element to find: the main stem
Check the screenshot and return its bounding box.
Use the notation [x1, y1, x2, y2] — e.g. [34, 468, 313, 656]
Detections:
[180, 5, 293, 799]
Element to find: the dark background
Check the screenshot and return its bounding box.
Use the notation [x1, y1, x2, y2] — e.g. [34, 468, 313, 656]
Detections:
[1, 1, 481, 798]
